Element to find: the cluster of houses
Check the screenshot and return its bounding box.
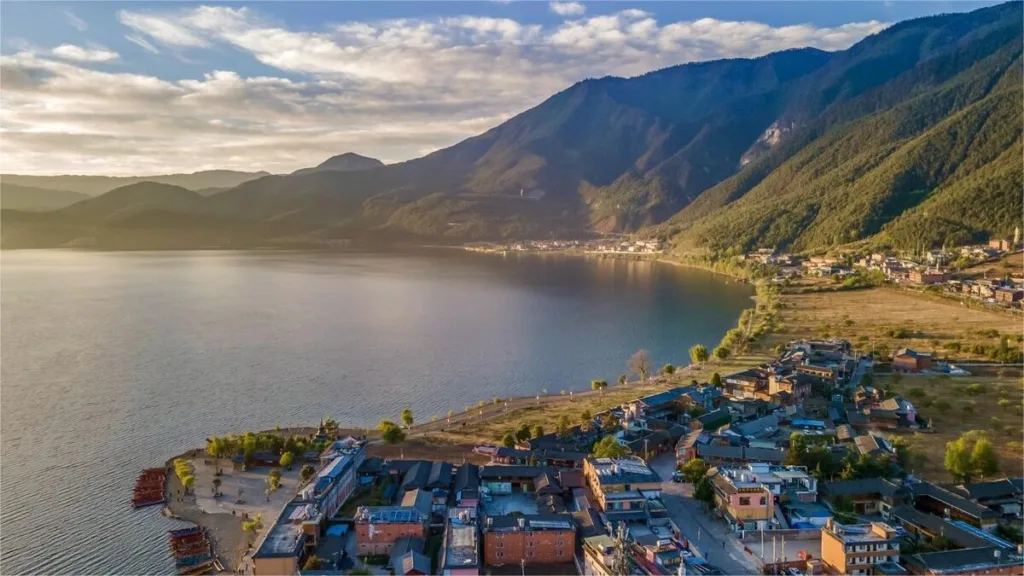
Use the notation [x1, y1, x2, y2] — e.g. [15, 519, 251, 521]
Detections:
[245, 338, 1022, 576]
[469, 239, 663, 255]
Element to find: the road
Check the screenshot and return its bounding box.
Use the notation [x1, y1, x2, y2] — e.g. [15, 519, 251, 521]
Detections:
[650, 455, 760, 576]
[847, 357, 872, 390]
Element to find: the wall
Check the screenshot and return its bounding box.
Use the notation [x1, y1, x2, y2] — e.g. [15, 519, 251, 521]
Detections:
[483, 529, 575, 565]
[355, 522, 425, 555]
[252, 556, 298, 576]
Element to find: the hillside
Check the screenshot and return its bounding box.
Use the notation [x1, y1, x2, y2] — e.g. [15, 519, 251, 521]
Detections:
[0, 170, 269, 196]
[2, 2, 1020, 250]
[0, 184, 87, 211]
[291, 153, 384, 176]
[59, 182, 206, 223]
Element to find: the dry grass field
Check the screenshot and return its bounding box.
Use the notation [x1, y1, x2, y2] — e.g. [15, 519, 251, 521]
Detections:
[876, 373, 1024, 481]
[763, 287, 1021, 360]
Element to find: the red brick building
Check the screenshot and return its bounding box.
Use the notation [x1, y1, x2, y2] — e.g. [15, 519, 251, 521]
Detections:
[892, 348, 932, 373]
[354, 507, 428, 556]
[482, 514, 575, 566]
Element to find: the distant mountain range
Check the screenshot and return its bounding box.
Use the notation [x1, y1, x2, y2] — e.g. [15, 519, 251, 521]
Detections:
[3, 2, 1021, 251]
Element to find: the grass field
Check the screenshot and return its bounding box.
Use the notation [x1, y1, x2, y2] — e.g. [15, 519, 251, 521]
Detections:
[877, 373, 1024, 481]
[763, 287, 1021, 360]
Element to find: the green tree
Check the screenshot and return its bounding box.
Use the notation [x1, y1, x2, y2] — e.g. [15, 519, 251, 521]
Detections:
[303, 556, 322, 571]
[712, 346, 731, 362]
[182, 474, 195, 494]
[268, 468, 282, 492]
[556, 415, 572, 439]
[400, 409, 414, 428]
[591, 436, 629, 459]
[532, 425, 545, 439]
[601, 413, 618, 434]
[689, 344, 709, 367]
[618, 374, 627, 386]
[300, 464, 315, 483]
[971, 438, 1000, 480]
[242, 513, 263, 532]
[710, 372, 722, 387]
[515, 423, 532, 442]
[661, 363, 676, 375]
[628, 350, 651, 381]
[591, 380, 608, 394]
[693, 475, 715, 508]
[580, 410, 593, 432]
[681, 458, 709, 484]
[944, 437, 974, 482]
[279, 451, 294, 470]
[377, 419, 406, 444]
[501, 432, 516, 448]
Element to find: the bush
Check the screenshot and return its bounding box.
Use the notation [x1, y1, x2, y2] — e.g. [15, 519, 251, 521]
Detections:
[965, 383, 985, 396]
[907, 388, 926, 399]
[935, 400, 951, 414]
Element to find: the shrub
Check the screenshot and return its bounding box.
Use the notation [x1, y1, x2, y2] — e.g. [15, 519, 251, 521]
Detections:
[907, 388, 926, 399]
[965, 383, 985, 396]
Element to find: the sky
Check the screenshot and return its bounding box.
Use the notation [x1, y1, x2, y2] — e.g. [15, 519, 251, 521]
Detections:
[0, 1, 1002, 176]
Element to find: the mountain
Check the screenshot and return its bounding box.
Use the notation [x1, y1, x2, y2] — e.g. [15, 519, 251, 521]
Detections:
[3, 2, 1020, 251]
[0, 170, 270, 196]
[291, 153, 385, 176]
[0, 184, 88, 211]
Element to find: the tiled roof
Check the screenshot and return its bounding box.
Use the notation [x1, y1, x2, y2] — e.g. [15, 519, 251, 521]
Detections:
[911, 482, 998, 519]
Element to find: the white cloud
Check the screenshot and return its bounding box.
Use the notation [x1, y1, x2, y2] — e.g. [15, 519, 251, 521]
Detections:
[1, 6, 891, 175]
[550, 2, 586, 17]
[125, 35, 161, 55]
[51, 44, 119, 63]
[64, 11, 88, 32]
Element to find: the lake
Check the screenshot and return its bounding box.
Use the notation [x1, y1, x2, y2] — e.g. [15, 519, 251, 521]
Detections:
[0, 249, 751, 574]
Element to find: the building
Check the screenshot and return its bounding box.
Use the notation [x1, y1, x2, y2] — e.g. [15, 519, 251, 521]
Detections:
[582, 457, 661, 518]
[481, 514, 575, 566]
[821, 519, 900, 576]
[582, 535, 618, 576]
[820, 478, 908, 518]
[989, 238, 1011, 251]
[948, 478, 1023, 517]
[723, 368, 769, 399]
[439, 507, 480, 575]
[904, 547, 1024, 575]
[353, 506, 429, 555]
[892, 349, 933, 373]
[909, 482, 1000, 532]
[994, 288, 1024, 304]
[708, 466, 776, 532]
[909, 270, 949, 285]
[251, 502, 321, 575]
[297, 442, 366, 519]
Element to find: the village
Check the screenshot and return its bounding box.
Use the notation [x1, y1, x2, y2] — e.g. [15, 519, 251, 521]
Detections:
[150, 333, 1024, 576]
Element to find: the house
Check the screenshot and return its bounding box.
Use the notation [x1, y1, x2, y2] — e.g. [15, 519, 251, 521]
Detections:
[909, 270, 949, 285]
[890, 506, 1006, 551]
[582, 535, 618, 576]
[731, 413, 780, 439]
[708, 466, 775, 532]
[910, 482, 1000, 532]
[251, 502, 322, 575]
[819, 478, 908, 518]
[582, 457, 661, 521]
[400, 488, 434, 519]
[690, 444, 785, 467]
[854, 435, 895, 458]
[354, 506, 429, 555]
[769, 371, 815, 403]
[692, 408, 731, 431]
[820, 519, 901, 576]
[395, 551, 431, 576]
[904, 546, 1024, 575]
[847, 408, 901, 432]
[893, 349, 933, 373]
[481, 514, 575, 566]
[439, 507, 479, 575]
[994, 288, 1024, 304]
[989, 238, 1012, 251]
[879, 397, 917, 424]
[453, 463, 481, 508]
[948, 478, 1023, 518]
[388, 537, 426, 575]
[723, 368, 769, 399]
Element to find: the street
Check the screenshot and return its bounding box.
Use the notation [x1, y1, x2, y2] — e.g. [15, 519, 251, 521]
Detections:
[650, 454, 760, 576]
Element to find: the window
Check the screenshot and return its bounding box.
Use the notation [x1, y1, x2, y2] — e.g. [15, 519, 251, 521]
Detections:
[759, 497, 766, 505]
[496, 552, 504, 559]
[556, 541, 564, 546]
[624, 484, 631, 491]
[557, 550, 564, 557]
[527, 541, 535, 548]
[528, 552, 535, 558]
[739, 497, 751, 506]
[496, 542, 504, 549]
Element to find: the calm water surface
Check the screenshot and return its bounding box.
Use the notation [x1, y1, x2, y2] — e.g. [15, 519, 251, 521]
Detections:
[0, 249, 751, 574]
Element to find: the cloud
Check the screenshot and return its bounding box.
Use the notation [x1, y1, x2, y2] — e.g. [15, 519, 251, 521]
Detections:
[550, 2, 586, 17]
[51, 44, 119, 62]
[125, 35, 162, 55]
[64, 11, 88, 32]
[2, 6, 890, 174]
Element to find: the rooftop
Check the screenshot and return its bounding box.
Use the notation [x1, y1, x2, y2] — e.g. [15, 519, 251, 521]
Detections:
[910, 482, 999, 519]
[824, 520, 898, 543]
[355, 506, 426, 524]
[443, 522, 479, 569]
[253, 502, 319, 558]
[906, 547, 1022, 574]
[587, 457, 661, 485]
[484, 514, 574, 532]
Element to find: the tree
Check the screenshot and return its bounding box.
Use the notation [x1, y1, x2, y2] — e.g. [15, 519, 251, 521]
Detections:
[618, 374, 627, 386]
[515, 423, 532, 442]
[971, 438, 1000, 480]
[713, 346, 731, 362]
[681, 458, 709, 484]
[268, 469, 282, 492]
[689, 344, 709, 367]
[601, 414, 618, 434]
[400, 409, 414, 428]
[556, 415, 572, 439]
[300, 464, 315, 483]
[501, 432, 516, 448]
[303, 556, 322, 571]
[279, 451, 294, 470]
[580, 410, 593, 432]
[710, 372, 722, 387]
[693, 475, 715, 508]
[182, 474, 195, 493]
[212, 477, 222, 496]
[628, 350, 651, 381]
[531, 425, 545, 439]
[242, 513, 264, 532]
[591, 380, 608, 394]
[591, 436, 629, 459]
[661, 364, 676, 375]
[944, 437, 974, 482]
[377, 419, 406, 444]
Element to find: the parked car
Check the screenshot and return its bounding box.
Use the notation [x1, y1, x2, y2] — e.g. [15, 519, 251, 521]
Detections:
[671, 471, 684, 483]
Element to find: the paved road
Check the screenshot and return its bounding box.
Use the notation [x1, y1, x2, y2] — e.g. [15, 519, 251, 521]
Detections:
[847, 357, 872, 390]
[650, 455, 760, 576]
